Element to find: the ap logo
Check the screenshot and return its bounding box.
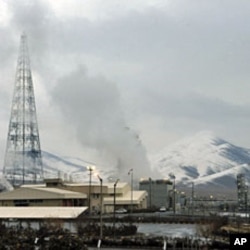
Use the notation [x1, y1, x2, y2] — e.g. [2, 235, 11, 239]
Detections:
[230, 234, 250, 249]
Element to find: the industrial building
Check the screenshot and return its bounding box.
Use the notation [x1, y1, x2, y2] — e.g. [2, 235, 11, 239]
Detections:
[237, 173, 249, 211]
[103, 182, 147, 213]
[0, 206, 88, 233]
[0, 185, 86, 207]
[139, 178, 173, 209]
[57, 180, 147, 213]
[0, 178, 147, 214]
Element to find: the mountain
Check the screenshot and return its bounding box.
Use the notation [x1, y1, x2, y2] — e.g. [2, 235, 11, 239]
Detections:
[1, 131, 249, 196]
[42, 151, 115, 183]
[0, 151, 116, 191]
[43, 131, 250, 194]
[150, 131, 250, 194]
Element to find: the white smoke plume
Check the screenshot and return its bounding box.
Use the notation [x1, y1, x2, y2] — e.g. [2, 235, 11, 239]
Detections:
[52, 65, 156, 180]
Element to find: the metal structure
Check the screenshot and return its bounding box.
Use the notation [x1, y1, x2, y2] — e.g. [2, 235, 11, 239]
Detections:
[113, 178, 119, 239]
[87, 165, 95, 215]
[97, 175, 103, 248]
[139, 178, 173, 209]
[128, 168, 133, 213]
[3, 33, 43, 186]
[237, 173, 248, 211]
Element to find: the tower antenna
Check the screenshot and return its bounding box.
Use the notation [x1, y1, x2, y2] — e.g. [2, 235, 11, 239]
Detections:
[3, 33, 43, 186]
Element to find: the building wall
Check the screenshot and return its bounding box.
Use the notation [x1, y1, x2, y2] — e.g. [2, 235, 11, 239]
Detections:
[139, 195, 148, 209]
[54, 181, 143, 214]
[117, 183, 130, 195]
[64, 185, 108, 195]
[139, 179, 173, 209]
[64, 183, 136, 213]
[0, 198, 85, 207]
[1, 199, 60, 206]
[62, 185, 108, 213]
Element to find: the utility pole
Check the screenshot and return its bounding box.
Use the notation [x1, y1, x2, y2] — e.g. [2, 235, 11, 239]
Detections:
[169, 173, 176, 215]
[97, 175, 103, 248]
[87, 166, 95, 216]
[128, 168, 133, 214]
[191, 182, 194, 216]
[113, 179, 119, 239]
[149, 178, 152, 209]
[173, 176, 176, 215]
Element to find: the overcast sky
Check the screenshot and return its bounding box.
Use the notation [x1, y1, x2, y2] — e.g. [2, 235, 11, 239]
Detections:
[1, 0, 250, 175]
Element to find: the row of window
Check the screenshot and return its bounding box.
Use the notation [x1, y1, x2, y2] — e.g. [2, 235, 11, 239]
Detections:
[14, 199, 43, 206]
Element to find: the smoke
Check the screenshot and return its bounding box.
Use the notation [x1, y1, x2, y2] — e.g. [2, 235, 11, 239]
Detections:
[8, 0, 50, 46]
[52, 65, 156, 179]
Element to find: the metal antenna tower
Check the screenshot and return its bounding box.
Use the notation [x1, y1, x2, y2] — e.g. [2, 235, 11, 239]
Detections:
[3, 33, 43, 186]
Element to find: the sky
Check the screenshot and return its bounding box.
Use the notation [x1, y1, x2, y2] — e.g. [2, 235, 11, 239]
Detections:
[1, 0, 250, 177]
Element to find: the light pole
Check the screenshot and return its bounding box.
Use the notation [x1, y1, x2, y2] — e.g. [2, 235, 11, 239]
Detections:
[113, 178, 119, 238]
[169, 173, 176, 215]
[97, 175, 103, 248]
[128, 168, 133, 214]
[173, 176, 176, 215]
[87, 165, 95, 216]
[191, 182, 194, 216]
[149, 177, 152, 209]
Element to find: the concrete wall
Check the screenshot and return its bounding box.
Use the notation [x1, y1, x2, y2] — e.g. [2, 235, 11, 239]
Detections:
[140, 179, 173, 209]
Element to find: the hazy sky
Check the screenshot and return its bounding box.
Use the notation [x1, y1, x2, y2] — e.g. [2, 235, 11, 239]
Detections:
[1, 0, 250, 174]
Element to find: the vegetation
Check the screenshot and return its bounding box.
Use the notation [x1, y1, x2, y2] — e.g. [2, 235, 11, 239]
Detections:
[0, 220, 137, 249]
[77, 222, 137, 237]
[2, 216, 248, 249]
[0, 221, 88, 250]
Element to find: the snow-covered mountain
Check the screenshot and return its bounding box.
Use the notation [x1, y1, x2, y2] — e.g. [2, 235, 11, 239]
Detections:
[0, 151, 116, 191]
[150, 131, 250, 190]
[43, 131, 250, 192]
[42, 151, 116, 183]
[1, 131, 249, 194]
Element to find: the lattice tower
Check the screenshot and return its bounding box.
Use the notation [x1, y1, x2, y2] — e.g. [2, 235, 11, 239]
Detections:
[3, 33, 43, 186]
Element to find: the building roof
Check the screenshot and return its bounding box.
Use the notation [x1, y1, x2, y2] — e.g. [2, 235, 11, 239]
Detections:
[0, 187, 87, 200]
[104, 190, 147, 205]
[105, 182, 128, 189]
[105, 182, 129, 195]
[66, 182, 129, 194]
[65, 182, 99, 187]
[0, 206, 88, 219]
[21, 184, 46, 188]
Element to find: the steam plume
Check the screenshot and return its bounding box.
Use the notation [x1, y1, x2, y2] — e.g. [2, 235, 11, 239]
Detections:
[52, 66, 156, 179]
